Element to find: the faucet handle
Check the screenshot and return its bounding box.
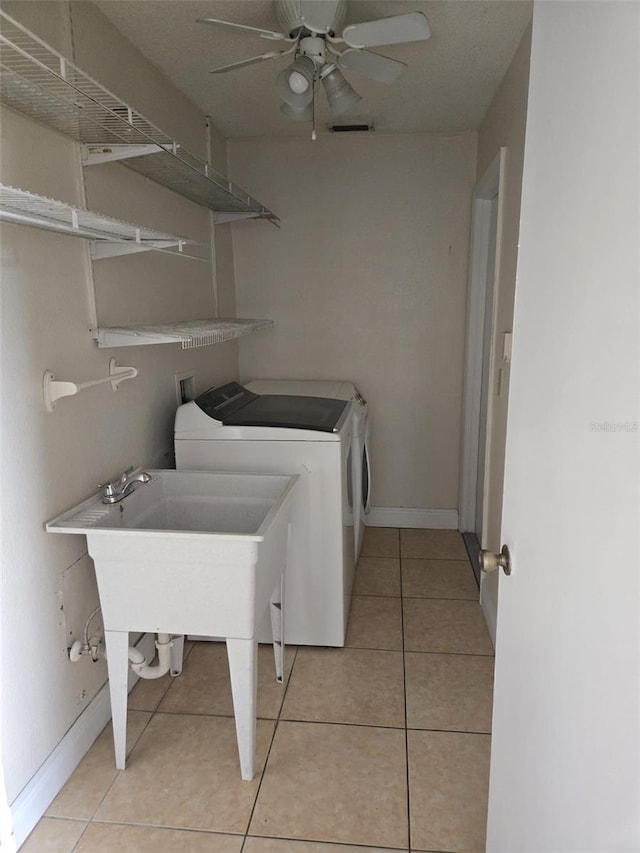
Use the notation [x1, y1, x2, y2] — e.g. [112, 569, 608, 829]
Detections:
[98, 482, 117, 497]
[119, 467, 135, 485]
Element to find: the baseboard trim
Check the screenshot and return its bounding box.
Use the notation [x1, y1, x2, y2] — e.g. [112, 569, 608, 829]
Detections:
[10, 633, 155, 849]
[366, 506, 459, 529]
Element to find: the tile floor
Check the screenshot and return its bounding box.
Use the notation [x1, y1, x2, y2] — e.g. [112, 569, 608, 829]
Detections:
[23, 528, 494, 853]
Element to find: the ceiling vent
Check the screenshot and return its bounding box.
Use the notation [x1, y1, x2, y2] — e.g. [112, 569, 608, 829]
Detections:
[328, 122, 375, 133]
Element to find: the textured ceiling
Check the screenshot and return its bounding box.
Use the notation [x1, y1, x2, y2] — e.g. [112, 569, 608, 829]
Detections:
[95, 0, 532, 139]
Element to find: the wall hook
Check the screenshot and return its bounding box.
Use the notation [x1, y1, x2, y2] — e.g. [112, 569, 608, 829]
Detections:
[43, 358, 138, 412]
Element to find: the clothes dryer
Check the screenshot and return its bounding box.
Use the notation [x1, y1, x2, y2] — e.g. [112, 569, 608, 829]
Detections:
[245, 379, 371, 560]
[174, 382, 355, 646]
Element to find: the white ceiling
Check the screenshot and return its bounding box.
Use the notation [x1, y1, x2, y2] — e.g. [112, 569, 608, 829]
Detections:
[95, 0, 532, 139]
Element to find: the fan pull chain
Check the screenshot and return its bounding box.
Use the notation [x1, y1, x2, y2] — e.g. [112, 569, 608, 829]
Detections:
[311, 82, 317, 141]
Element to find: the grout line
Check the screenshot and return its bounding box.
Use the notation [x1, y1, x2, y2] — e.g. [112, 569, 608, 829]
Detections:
[81, 817, 243, 834]
[135, 709, 490, 735]
[399, 531, 412, 853]
[46, 814, 90, 853]
[364, 553, 470, 561]
[70, 828, 88, 852]
[257, 717, 406, 733]
[401, 595, 482, 602]
[351, 592, 481, 601]
[406, 726, 492, 736]
[404, 649, 496, 660]
[63, 728, 140, 842]
[148, 708, 281, 721]
[240, 644, 300, 850]
[244, 832, 410, 850]
[53, 656, 180, 843]
[400, 554, 476, 561]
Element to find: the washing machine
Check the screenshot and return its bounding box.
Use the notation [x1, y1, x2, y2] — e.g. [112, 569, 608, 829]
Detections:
[245, 379, 371, 561]
[174, 381, 355, 647]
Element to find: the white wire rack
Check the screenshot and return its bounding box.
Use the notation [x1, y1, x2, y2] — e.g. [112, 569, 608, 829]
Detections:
[93, 319, 275, 349]
[0, 184, 199, 258]
[0, 11, 278, 224]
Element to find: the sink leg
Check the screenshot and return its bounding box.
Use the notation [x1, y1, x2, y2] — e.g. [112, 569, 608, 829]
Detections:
[169, 634, 185, 676]
[225, 637, 257, 781]
[270, 572, 285, 683]
[104, 629, 129, 770]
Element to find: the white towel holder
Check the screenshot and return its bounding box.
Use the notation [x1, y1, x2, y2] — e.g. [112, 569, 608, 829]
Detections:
[44, 358, 138, 412]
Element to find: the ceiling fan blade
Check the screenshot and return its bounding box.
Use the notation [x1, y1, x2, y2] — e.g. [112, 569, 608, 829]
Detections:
[342, 12, 431, 49]
[298, 0, 343, 33]
[338, 48, 407, 84]
[209, 50, 291, 74]
[197, 17, 291, 42]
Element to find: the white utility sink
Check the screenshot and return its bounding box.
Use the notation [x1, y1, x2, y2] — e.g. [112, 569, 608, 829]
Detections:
[47, 469, 298, 780]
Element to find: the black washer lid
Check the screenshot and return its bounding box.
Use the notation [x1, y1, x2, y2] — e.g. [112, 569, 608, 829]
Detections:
[194, 382, 349, 432]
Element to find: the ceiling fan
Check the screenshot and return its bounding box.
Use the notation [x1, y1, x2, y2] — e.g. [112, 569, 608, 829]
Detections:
[198, 1, 431, 135]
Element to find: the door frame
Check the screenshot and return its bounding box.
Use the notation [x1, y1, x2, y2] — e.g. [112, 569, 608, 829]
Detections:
[459, 148, 506, 539]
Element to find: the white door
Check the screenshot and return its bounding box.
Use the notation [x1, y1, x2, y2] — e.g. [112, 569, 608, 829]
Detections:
[459, 150, 505, 591]
[474, 194, 499, 543]
[486, 3, 640, 851]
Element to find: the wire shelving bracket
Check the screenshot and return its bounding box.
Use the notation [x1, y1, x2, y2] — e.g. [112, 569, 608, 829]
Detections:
[43, 359, 138, 412]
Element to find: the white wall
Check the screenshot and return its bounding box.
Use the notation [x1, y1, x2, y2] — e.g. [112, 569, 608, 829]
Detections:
[0, 0, 241, 829]
[229, 133, 476, 515]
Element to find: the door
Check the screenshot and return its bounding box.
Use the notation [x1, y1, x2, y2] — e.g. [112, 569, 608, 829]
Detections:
[486, 3, 639, 849]
[474, 195, 499, 545]
[459, 150, 505, 600]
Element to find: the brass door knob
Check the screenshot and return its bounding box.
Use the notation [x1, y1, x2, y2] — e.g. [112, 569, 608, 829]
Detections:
[479, 545, 512, 575]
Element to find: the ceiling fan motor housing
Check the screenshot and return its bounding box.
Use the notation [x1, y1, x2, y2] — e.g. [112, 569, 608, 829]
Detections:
[275, 0, 347, 37]
[298, 36, 326, 66]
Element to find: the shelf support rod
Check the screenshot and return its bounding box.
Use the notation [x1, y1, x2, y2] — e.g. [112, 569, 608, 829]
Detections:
[43, 359, 138, 412]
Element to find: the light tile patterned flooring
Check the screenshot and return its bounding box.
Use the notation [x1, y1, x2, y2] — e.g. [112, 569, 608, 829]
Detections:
[23, 528, 494, 853]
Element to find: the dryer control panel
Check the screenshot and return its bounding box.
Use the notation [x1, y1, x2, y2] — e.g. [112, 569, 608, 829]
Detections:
[195, 382, 257, 420]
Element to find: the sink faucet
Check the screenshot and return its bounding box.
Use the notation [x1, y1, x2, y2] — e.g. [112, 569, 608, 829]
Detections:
[100, 469, 151, 504]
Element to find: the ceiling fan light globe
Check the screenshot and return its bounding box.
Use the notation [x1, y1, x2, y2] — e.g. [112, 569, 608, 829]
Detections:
[288, 70, 310, 94]
[277, 55, 315, 107]
[321, 66, 361, 117]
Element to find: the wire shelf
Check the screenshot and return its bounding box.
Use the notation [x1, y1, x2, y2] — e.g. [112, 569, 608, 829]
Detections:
[0, 11, 278, 223]
[0, 183, 197, 257]
[94, 319, 275, 349]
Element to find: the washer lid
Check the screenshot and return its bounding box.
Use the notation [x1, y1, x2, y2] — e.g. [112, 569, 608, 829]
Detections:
[245, 379, 351, 399]
[195, 382, 350, 433]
